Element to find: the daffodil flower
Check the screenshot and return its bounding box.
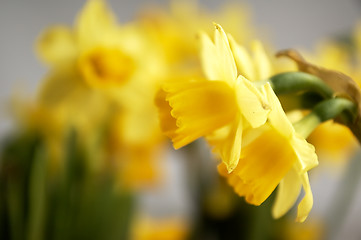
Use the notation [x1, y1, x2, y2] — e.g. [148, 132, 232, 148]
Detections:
[157, 23, 270, 172]
[34, 0, 169, 188]
[37, 0, 134, 88]
[218, 83, 318, 222]
[156, 23, 318, 221]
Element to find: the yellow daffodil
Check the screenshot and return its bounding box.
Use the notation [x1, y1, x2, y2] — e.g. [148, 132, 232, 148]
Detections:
[34, 0, 168, 188]
[138, 1, 256, 67]
[157, 23, 270, 172]
[218, 84, 317, 222]
[37, 0, 135, 88]
[156, 23, 318, 221]
[37, 0, 166, 96]
[36, 0, 166, 145]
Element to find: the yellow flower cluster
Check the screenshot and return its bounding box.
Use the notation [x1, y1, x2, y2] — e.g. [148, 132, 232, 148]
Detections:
[156, 24, 318, 222]
[33, 0, 169, 187]
[26, 0, 263, 190]
[11, 0, 361, 230]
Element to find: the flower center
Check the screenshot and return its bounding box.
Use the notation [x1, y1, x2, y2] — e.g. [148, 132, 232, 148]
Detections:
[79, 46, 135, 87]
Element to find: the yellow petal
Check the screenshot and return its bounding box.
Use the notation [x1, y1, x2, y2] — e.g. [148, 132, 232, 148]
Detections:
[241, 123, 268, 148]
[236, 76, 270, 128]
[238, 129, 296, 205]
[291, 134, 318, 174]
[207, 116, 243, 172]
[252, 40, 272, 80]
[272, 168, 302, 219]
[200, 24, 237, 84]
[200, 31, 219, 81]
[265, 82, 318, 181]
[37, 65, 87, 107]
[155, 88, 178, 140]
[213, 23, 237, 83]
[264, 83, 294, 137]
[161, 80, 237, 149]
[121, 99, 160, 145]
[75, 0, 116, 49]
[296, 173, 313, 222]
[228, 34, 255, 81]
[36, 26, 77, 65]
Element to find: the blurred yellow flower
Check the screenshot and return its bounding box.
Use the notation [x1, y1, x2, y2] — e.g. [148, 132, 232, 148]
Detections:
[131, 217, 188, 240]
[37, 0, 165, 90]
[138, 1, 256, 67]
[34, 0, 168, 187]
[11, 97, 67, 172]
[308, 120, 358, 163]
[78, 46, 136, 88]
[109, 112, 166, 189]
[283, 218, 324, 240]
[36, 0, 166, 139]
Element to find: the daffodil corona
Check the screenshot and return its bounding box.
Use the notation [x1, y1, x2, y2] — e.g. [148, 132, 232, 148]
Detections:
[156, 23, 318, 222]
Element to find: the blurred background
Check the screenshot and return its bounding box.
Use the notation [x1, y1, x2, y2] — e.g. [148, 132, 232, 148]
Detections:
[1, 0, 361, 239]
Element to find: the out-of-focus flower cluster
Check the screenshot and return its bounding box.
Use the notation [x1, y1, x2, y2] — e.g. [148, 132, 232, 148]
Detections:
[1, 0, 361, 239]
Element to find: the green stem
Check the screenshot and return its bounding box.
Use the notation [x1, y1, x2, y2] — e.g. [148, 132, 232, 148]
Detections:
[315, 97, 361, 145]
[293, 98, 357, 138]
[293, 113, 320, 139]
[268, 72, 334, 99]
[27, 145, 46, 240]
[7, 179, 24, 240]
[267, 72, 361, 145]
[309, 98, 356, 123]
